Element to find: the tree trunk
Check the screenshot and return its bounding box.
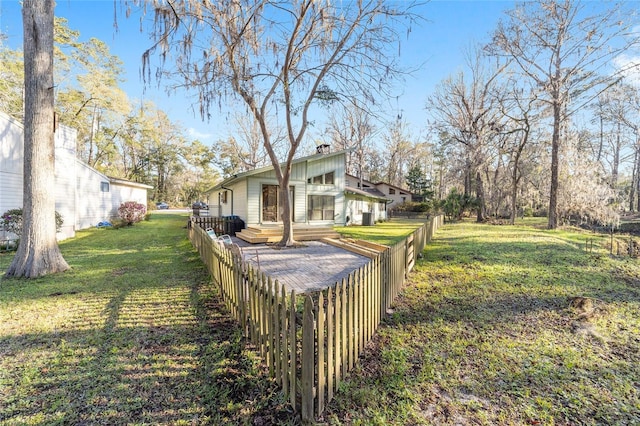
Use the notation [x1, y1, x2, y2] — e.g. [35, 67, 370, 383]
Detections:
[612, 122, 620, 189]
[475, 171, 486, 222]
[278, 173, 295, 247]
[510, 168, 519, 226]
[6, 0, 69, 278]
[548, 100, 561, 229]
[631, 136, 640, 212]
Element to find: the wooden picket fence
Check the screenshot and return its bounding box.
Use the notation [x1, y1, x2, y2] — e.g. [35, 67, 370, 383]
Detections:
[188, 214, 444, 422]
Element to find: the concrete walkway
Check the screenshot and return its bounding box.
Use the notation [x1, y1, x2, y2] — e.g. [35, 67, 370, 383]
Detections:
[233, 239, 370, 294]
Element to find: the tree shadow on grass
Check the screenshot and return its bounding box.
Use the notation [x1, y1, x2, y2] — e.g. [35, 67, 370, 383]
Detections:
[0, 281, 299, 425]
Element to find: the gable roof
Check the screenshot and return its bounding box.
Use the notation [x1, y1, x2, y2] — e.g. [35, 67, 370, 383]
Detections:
[344, 186, 389, 201]
[345, 173, 414, 195]
[108, 176, 154, 190]
[208, 149, 347, 191]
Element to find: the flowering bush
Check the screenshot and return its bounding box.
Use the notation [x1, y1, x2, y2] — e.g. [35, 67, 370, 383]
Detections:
[118, 201, 147, 225]
[1, 208, 64, 236]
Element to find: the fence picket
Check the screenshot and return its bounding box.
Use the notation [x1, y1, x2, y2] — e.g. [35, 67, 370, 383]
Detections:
[301, 296, 314, 420]
[334, 281, 343, 386]
[289, 289, 297, 410]
[326, 287, 334, 402]
[317, 292, 325, 417]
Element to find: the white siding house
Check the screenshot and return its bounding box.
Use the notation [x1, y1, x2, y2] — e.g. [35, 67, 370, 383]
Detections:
[205, 149, 389, 227]
[345, 174, 413, 210]
[0, 111, 152, 240]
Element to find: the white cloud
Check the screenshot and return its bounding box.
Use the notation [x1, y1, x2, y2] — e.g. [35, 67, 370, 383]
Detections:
[613, 53, 640, 86]
[187, 127, 214, 141]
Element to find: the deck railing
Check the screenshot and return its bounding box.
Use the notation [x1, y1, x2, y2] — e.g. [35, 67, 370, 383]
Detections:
[188, 214, 444, 421]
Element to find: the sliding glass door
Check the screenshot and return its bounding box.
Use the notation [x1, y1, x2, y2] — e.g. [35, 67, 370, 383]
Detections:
[261, 185, 294, 222]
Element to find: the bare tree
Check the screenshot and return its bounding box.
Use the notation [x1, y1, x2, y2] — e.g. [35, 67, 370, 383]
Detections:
[382, 118, 415, 187]
[488, 0, 640, 229]
[499, 82, 542, 224]
[216, 114, 283, 176]
[6, 0, 69, 278]
[326, 100, 375, 179]
[134, 0, 417, 246]
[426, 47, 507, 222]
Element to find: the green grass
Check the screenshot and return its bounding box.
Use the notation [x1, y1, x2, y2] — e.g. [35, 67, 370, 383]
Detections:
[4, 216, 640, 425]
[0, 214, 297, 426]
[335, 218, 427, 246]
[324, 218, 640, 425]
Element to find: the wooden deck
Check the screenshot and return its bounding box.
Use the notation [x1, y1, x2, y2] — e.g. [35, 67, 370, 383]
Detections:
[236, 224, 341, 243]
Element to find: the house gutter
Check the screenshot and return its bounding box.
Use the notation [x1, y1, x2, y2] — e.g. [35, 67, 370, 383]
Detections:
[221, 185, 233, 215]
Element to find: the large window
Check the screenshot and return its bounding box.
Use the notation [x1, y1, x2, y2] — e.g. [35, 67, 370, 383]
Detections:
[308, 195, 335, 221]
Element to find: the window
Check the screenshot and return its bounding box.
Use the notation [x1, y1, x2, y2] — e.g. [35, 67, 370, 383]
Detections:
[309, 171, 335, 185]
[100, 182, 110, 192]
[221, 191, 228, 203]
[389, 188, 396, 195]
[324, 171, 334, 184]
[308, 195, 335, 221]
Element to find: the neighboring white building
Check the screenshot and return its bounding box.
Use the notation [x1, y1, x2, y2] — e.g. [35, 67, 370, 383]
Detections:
[345, 174, 414, 210]
[0, 111, 152, 240]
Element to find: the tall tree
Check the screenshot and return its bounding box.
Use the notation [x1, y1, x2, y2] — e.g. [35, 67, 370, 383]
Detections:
[326, 100, 375, 179]
[6, 0, 69, 278]
[499, 82, 541, 224]
[382, 119, 415, 188]
[489, 0, 639, 229]
[136, 0, 417, 246]
[426, 47, 507, 222]
[215, 114, 281, 177]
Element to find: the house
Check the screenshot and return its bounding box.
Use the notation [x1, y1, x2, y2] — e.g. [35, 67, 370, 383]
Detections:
[0, 110, 152, 240]
[345, 174, 414, 210]
[205, 149, 389, 233]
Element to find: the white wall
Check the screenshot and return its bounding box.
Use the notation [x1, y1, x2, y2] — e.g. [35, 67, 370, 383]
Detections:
[75, 161, 112, 229]
[54, 126, 78, 239]
[110, 182, 150, 216]
[1, 110, 151, 239]
[0, 112, 26, 218]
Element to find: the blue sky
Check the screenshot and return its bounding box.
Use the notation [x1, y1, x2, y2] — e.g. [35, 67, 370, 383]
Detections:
[0, 0, 514, 146]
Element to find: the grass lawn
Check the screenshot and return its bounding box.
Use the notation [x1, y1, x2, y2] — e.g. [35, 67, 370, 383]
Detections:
[324, 218, 640, 425]
[3, 216, 640, 425]
[0, 214, 296, 426]
[334, 218, 428, 246]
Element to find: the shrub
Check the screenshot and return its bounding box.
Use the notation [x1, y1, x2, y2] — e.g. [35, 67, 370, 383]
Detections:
[118, 201, 147, 225]
[1, 208, 63, 236]
[442, 189, 477, 221]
